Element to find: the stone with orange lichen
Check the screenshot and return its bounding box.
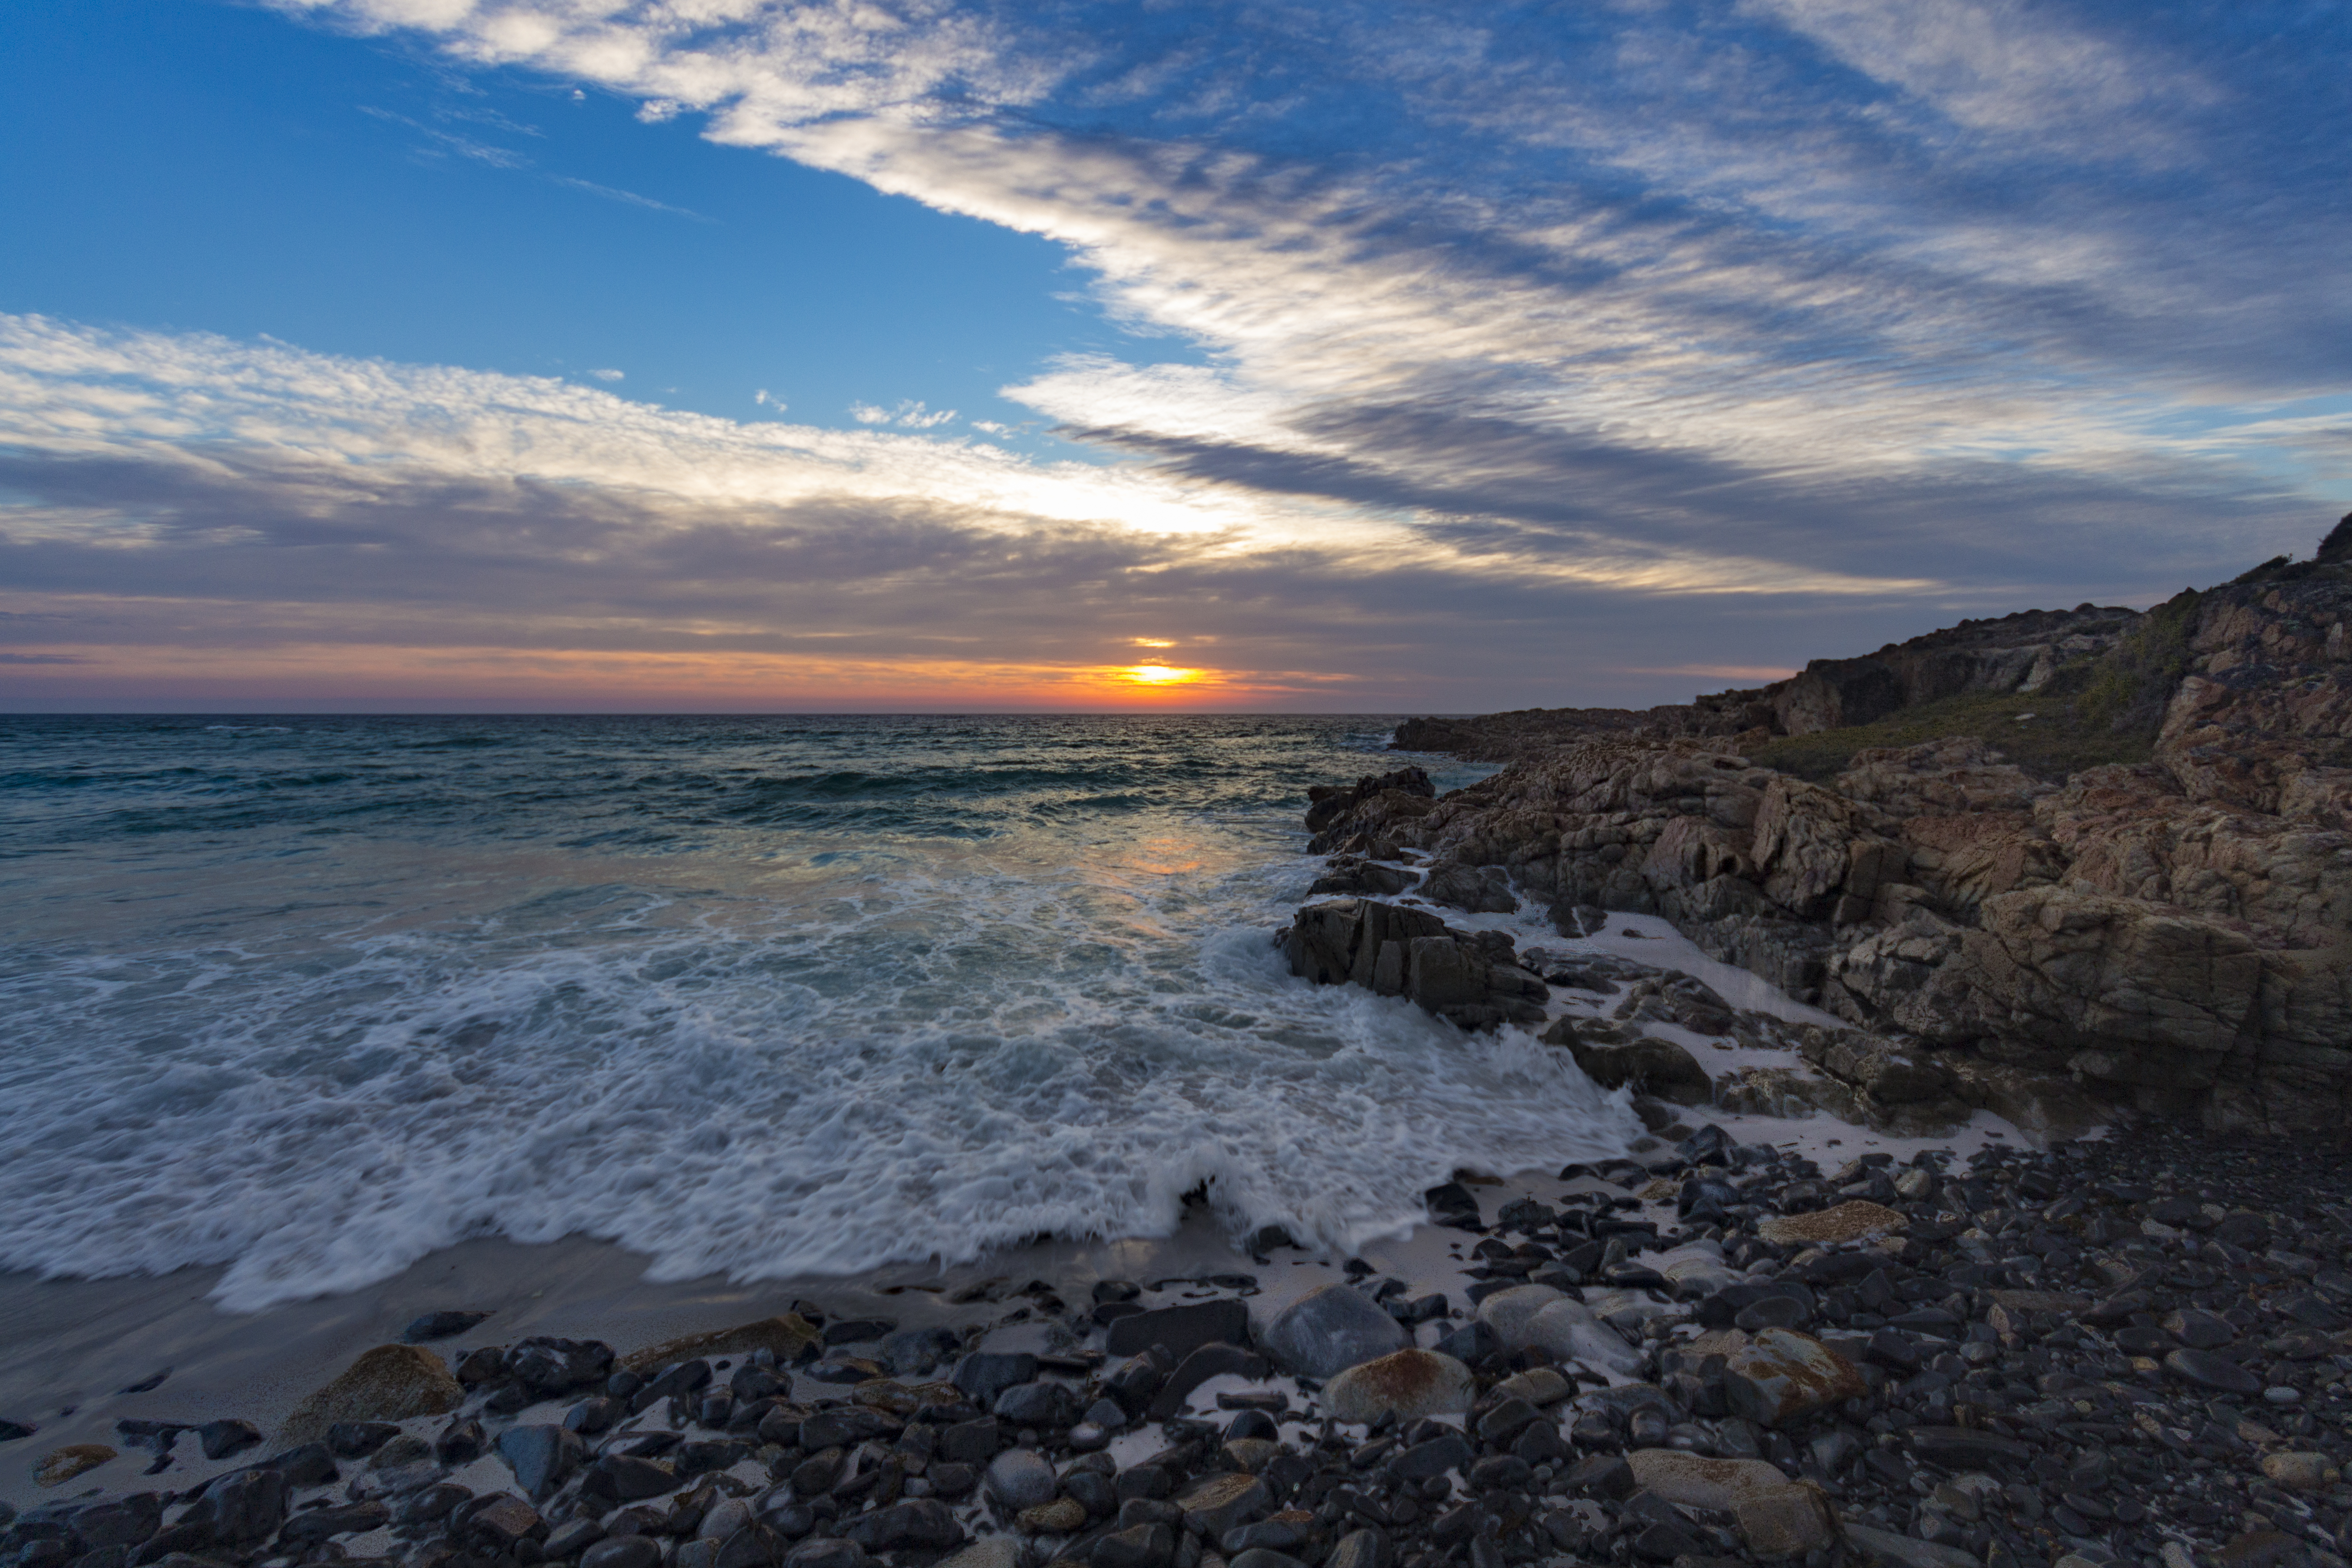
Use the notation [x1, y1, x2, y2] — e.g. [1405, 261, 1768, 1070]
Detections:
[1723, 1328, 1867, 1427]
[1756, 1199, 1907, 1245]
[1317, 1348, 1474, 1422]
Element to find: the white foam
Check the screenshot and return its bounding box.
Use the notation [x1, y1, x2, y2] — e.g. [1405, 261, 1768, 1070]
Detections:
[0, 833, 1641, 1312]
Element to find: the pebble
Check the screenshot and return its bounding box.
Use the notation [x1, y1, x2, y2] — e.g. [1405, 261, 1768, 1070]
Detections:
[27, 1110, 2352, 1568]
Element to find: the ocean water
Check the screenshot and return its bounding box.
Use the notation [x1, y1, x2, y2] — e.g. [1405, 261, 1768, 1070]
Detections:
[0, 715, 1637, 1313]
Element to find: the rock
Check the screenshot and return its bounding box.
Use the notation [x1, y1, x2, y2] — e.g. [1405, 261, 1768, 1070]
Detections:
[1311, 858, 1418, 899]
[2165, 1308, 2238, 1349]
[279, 1501, 392, 1546]
[1904, 1427, 2035, 1469]
[1390, 1433, 1473, 1481]
[1260, 1285, 1408, 1378]
[1103, 1300, 1250, 1361]
[1477, 1285, 1568, 1346]
[1490, 1367, 1573, 1406]
[586, 1453, 681, 1503]
[992, 1380, 1082, 1429]
[843, 1499, 962, 1550]
[1172, 1474, 1270, 1539]
[984, 1449, 1057, 1512]
[1280, 899, 1546, 1030]
[1843, 1524, 1980, 1568]
[278, 1344, 464, 1445]
[1722, 1328, 1866, 1427]
[1523, 1300, 1644, 1376]
[508, 1336, 616, 1393]
[953, 1353, 1038, 1406]
[619, 1315, 821, 1372]
[1625, 1450, 1836, 1555]
[196, 1420, 262, 1460]
[1566, 1038, 1712, 1104]
[404, 1310, 493, 1342]
[2260, 1452, 2333, 1492]
[937, 1417, 1002, 1466]
[1421, 860, 1517, 913]
[1324, 1529, 1389, 1568]
[878, 1327, 960, 1377]
[1317, 1349, 1475, 1422]
[1146, 1343, 1268, 1421]
[2164, 1348, 2264, 1395]
[783, 1542, 874, 1568]
[192, 1466, 289, 1543]
[583, 1540, 663, 1568]
[70, 1495, 161, 1549]
[937, 1541, 1022, 1568]
[1093, 1523, 1175, 1568]
[497, 1424, 586, 1499]
[2220, 1533, 2311, 1568]
[1755, 1200, 1907, 1245]
[325, 1421, 401, 1458]
[1018, 1498, 1087, 1534]
[33, 1446, 113, 1488]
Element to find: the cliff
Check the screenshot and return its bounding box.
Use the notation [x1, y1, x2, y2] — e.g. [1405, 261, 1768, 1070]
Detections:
[1321, 515, 2352, 1137]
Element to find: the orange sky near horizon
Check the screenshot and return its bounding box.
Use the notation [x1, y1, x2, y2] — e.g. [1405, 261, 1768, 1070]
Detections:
[0, 642, 1375, 712]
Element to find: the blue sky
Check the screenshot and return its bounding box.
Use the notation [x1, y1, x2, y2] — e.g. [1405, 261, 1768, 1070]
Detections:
[1, 0, 2347, 710]
[1, 0, 1190, 446]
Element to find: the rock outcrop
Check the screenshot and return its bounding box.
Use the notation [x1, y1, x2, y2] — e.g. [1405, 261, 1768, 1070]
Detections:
[1279, 899, 1548, 1030]
[1334, 521, 2352, 1135]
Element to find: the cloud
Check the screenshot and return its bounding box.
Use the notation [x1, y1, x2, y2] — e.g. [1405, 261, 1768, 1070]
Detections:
[22, 1, 2352, 704]
[274, 2, 2348, 542]
[589, 368, 623, 382]
[851, 400, 959, 430]
[0, 313, 1988, 709]
[358, 104, 710, 219]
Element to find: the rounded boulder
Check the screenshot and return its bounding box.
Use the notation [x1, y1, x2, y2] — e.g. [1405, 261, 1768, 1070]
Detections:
[1317, 1348, 1474, 1423]
[1260, 1285, 1408, 1379]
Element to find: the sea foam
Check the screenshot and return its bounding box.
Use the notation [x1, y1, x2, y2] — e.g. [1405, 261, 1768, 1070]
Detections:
[0, 715, 1638, 1311]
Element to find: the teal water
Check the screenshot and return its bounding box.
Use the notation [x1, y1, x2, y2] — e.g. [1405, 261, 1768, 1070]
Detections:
[0, 715, 1633, 1310]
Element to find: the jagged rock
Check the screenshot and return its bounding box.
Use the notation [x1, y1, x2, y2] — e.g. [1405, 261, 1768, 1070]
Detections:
[1311, 554, 2352, 1131]
[1561, 1036, 1710, 1104]
[1279, 899, 1546, 1029]
[1419, 860, 1515, 913]
[1308, 857, 1416, 898]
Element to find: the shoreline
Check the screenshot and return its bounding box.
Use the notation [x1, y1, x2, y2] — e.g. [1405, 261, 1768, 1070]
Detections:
[0, 889, 2040, 1511]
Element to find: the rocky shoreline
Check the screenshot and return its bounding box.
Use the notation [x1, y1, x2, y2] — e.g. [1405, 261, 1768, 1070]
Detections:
[1289, 520, 2352, 1140]
[8, 1120, 2350, 1568]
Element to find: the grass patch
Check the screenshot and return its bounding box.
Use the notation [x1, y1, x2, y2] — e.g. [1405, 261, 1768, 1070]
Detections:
[1744, 591, 2210, 782]
[1744, 686, 2159, 782]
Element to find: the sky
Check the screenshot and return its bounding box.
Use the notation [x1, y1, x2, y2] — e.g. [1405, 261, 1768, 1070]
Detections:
[1, 0, 2347, 713]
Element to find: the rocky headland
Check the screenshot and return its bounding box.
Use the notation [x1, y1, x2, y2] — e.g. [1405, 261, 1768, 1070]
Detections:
[1288, 517, 2352, 1141]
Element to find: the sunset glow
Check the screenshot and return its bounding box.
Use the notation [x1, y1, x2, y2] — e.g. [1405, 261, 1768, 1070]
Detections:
[1119, 663, 1203, 686]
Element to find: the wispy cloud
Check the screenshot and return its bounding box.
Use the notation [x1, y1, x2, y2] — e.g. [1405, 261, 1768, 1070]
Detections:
[358, 105, 710, 220]
[17, 0, 2351, 705]
[850, 400, 960, 430]
[281, 1, 2346, 575]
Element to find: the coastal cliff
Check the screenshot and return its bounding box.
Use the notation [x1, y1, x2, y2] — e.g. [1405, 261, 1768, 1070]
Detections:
[1304, 518, 2352, 1138]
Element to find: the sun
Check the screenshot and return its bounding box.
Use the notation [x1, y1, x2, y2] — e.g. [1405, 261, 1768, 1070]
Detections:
[1120, 662, 1201, 686]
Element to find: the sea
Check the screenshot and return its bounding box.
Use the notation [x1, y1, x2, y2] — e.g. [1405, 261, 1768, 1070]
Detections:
[0, 715, 1637, 1314]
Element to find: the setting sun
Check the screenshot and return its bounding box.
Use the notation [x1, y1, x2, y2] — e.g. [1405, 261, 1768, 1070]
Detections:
[1121, 662, 1202, 686]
